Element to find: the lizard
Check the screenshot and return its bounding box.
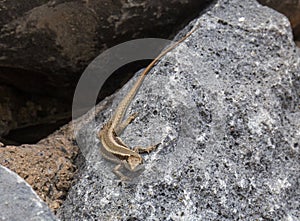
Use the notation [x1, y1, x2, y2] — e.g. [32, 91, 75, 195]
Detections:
[98, 24, 199, 180]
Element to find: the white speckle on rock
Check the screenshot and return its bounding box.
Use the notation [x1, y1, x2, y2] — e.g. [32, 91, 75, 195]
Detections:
[247, 107, 275, 135]
[268, 178, 291, 194]
[238, 17, 245, 22]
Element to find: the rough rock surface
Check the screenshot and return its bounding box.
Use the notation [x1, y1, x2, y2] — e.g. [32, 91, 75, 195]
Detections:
[258, 0, 300, 45]
[0, 164, 57, 221]
[0, 123, 79, 211]
[57, 0, 300, 220]
[0, 84, 70, 143]
[0, 0, 212, 97]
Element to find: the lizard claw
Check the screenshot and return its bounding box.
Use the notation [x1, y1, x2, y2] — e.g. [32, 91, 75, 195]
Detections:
[128, 112, 139, 123]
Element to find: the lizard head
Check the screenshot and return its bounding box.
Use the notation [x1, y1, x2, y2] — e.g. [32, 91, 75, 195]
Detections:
[127, 155, 143, 171]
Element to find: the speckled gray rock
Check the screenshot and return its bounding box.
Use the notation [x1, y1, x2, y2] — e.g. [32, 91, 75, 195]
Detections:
[0, 165, 57, 221]
[58, 0, 300, 220]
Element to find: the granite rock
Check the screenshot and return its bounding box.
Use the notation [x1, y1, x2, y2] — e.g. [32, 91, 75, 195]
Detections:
[58, 0, 300, 220]
[258, 0, 300, 45]
[0, 165, 57, 221]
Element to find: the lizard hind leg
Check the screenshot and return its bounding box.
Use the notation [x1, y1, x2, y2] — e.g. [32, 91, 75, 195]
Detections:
[114, 112, 139, 135]
[133, 143, 160, 154]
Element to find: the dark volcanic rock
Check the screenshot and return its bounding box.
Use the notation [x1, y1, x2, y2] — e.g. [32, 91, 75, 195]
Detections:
[58, 0, 300, 220]
[0, 165, 57, 221]
[0, 84, 70, 142]
[0, 0, 213, 142]
[0, 0, 212, 97]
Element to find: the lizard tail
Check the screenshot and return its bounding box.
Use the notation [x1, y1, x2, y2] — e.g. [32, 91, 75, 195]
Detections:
[141, 24, 199, 77]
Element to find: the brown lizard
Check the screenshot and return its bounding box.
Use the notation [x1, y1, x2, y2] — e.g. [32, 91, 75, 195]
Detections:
[98, 24, 198, 180]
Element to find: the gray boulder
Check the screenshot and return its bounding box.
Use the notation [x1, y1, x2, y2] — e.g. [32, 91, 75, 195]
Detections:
[0, 165, 57, 221]
[58, 0, 300, 220]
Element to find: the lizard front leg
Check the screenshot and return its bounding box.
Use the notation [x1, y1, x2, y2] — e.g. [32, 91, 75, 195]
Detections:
[100, 145, 131, 180]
